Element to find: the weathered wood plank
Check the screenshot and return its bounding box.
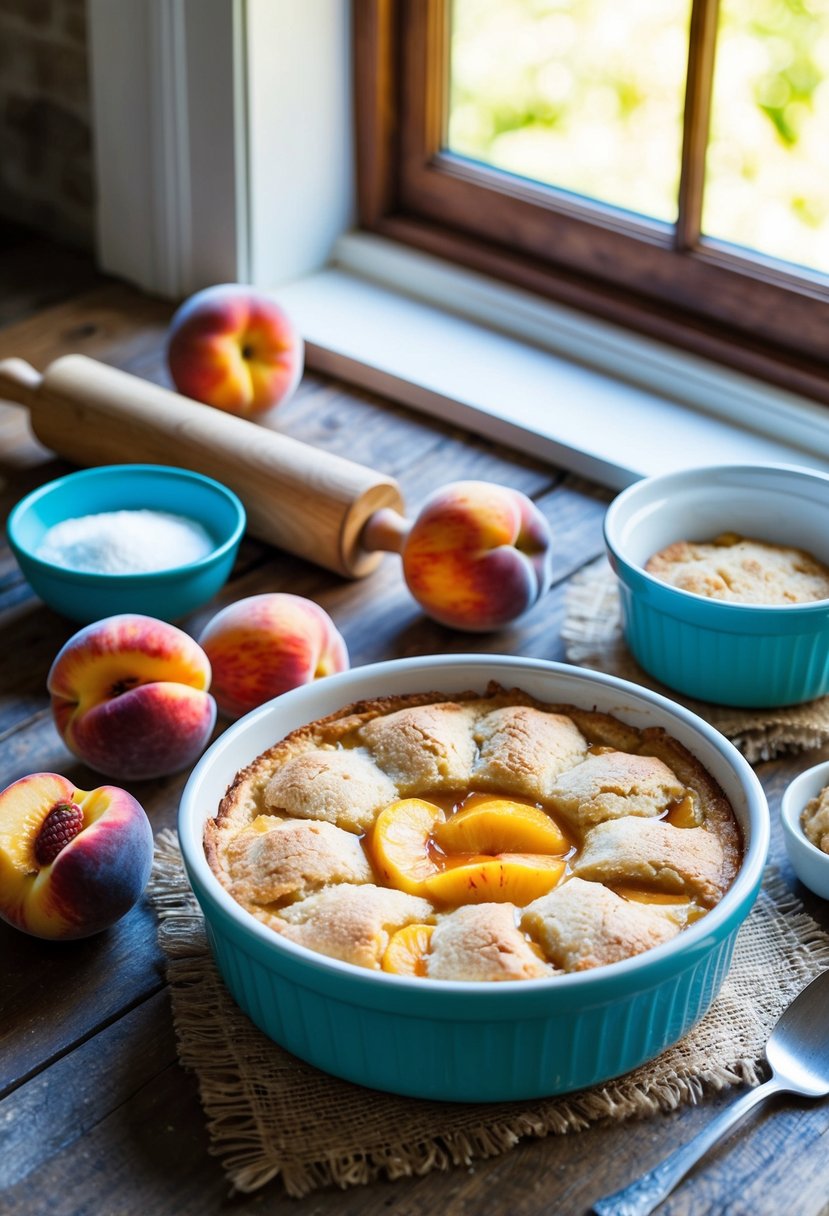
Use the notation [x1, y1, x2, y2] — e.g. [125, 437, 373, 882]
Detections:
[0, 990, 179, 1190]
[0, 894, 165, 1097]
[1, 1055, 223, 1216]
[0, 285, 172, 373]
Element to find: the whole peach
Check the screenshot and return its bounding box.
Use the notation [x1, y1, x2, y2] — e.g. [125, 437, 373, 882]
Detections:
[0, 772, 153, 939]
[401, 481, 553, 631]
[48, 614, 217, 780]
[167, 283, 304, 417]
[198, 593, 349, 719]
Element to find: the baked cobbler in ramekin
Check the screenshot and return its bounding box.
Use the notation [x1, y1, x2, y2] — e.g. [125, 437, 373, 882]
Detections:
[603, 463, 829, 706]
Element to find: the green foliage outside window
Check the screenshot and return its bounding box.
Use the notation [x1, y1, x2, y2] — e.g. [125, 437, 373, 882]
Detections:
[448, 0, 829, 271]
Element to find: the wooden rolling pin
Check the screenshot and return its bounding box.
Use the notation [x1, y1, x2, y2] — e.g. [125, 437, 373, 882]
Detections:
[0, 353, 403, 579]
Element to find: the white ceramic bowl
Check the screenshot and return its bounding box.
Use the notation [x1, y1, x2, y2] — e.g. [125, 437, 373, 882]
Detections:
[781, 760, 829, 900]
[178, 655, 769, 1102]
[604, 463, 829, 707]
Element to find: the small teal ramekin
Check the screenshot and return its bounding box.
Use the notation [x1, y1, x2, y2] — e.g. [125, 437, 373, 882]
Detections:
[7, 463, 245, 623]
[604, 464, 829, 707]
[178, 655, 769, 1103]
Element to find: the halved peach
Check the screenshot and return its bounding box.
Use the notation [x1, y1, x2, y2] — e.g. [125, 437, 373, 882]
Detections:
[382, 923, 435, 976]
[369, 798, 444, 896]
[0, 772, 153, 939]
[425, 854, 565, 907]
[434, 797, 568, 856]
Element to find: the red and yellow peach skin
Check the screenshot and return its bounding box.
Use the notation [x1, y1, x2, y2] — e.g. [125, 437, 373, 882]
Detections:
[198, 593, 349, 719]
[167, 284, 304, 417]
[0, 772, 153, 939]
[401, 481, 553, 631]
[48, 614, 217, 780]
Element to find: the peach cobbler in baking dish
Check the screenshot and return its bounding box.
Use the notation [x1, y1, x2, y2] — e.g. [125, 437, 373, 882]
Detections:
[204, 684, 742, 981]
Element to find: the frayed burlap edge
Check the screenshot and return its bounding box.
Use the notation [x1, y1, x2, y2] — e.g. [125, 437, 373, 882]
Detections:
[562, 558, 829, 763]
[150, 831, 829, 1197]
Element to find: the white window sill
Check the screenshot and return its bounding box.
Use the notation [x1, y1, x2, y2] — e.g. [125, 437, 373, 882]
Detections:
[275, 233, 829, 489]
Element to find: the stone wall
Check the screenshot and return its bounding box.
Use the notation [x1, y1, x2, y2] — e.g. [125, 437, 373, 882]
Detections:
[0, 0, 93, 248]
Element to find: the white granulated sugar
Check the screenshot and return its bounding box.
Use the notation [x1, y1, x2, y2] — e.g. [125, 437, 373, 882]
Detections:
[37, 509, 215, 574]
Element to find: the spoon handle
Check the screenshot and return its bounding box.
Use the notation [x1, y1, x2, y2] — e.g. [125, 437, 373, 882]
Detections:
[591, 1076, 783, 1216]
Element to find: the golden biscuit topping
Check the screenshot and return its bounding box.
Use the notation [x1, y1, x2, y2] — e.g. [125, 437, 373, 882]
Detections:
[264, 748, 397, 832]
[427, 903, 553, 982]
[546, 751, 688, 829]
[646, 534, 829, 605]
[572, 818, 728, 906]
[226, 817, 373, 907]
[358, 702, 479, 793]
[521, 878, 686, 971]
[471, 706, 588, 797]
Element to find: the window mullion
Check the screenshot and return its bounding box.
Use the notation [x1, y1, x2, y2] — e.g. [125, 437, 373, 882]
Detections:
[675, 0, 720, 252]
[354, 0, 401, 226]
[423, 0, 450, 156]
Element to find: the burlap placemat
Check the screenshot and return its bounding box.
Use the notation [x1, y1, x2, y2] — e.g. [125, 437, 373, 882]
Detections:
[563, 558, 829, 762]
[150, 831, 829, 1198]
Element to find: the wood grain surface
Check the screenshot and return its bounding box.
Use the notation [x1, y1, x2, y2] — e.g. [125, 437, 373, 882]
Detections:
[1, 246, 827, 1216]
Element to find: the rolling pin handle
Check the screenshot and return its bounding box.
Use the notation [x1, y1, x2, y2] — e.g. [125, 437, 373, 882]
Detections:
[0, 358, 43, 409]
[360, 506, 412, 556]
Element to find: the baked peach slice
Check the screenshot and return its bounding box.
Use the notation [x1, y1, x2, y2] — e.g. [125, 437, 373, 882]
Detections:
[372, 796, 570, 905]
[370, 799, 444, 896]
[433, 797, 568, 856]
[424, 854, 565, 907]
[612, 885, 691, 905]
[612, 884, 704, 924]
[382, 923, 435, 976]
[664, 793, 700, 829]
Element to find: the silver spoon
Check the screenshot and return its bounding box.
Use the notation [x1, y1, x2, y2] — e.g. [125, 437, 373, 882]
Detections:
[591, 968, 829, 1216]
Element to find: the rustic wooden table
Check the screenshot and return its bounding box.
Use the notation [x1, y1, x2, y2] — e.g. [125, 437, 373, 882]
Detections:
[1, 254, 828, 1216]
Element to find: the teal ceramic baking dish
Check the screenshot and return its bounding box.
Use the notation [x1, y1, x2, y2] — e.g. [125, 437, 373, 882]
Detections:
[604, 463, 829, 707]
[178, 655, 769, 1103]
[7, 463, 245, 623]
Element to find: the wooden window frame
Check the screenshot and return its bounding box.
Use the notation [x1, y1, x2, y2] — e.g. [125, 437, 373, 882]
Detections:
[354, 0, 829, 406]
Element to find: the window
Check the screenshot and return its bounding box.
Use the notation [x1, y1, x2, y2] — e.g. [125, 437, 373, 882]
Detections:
[355, 0, 829, 405]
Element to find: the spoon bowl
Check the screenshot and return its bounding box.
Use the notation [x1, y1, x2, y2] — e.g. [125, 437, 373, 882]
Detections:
[765, 970, 829, 1098]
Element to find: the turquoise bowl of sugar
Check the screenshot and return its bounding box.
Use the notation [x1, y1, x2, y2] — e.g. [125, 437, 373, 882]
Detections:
[7, 464, 246, 623]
